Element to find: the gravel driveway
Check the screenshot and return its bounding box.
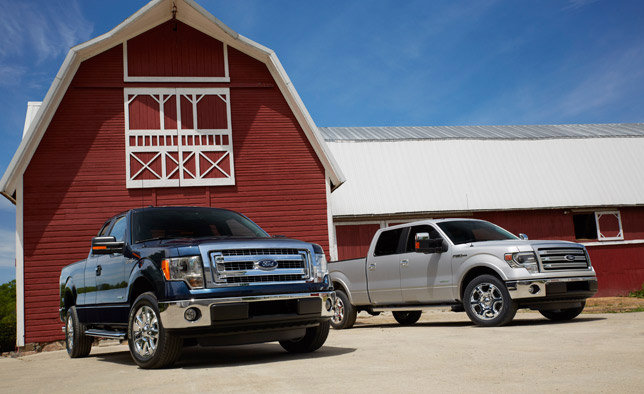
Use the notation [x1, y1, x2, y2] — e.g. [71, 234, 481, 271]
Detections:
[1, 311, 643, 393]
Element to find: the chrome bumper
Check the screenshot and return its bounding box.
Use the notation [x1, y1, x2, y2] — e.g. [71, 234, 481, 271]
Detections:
[506, 277, 598, 299]
[158, 291, 336, 329]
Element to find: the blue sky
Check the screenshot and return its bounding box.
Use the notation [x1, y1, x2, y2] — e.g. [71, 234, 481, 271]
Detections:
[0, 0, 643, 283]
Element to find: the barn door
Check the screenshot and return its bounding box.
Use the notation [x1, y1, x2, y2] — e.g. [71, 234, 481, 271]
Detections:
[124, 88, 234, 188]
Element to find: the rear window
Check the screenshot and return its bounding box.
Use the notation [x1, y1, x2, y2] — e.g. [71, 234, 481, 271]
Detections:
[374, 228, 403, 256]
[132, 208, 268, 243]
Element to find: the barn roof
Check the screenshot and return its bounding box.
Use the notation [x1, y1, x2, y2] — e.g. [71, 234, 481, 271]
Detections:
[324, 124, 644, 218]
[319, 123, 644, 141]
[0, 0, 345, 203]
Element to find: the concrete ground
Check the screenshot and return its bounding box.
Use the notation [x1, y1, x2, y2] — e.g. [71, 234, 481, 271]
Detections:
[1, 311, 643, 393]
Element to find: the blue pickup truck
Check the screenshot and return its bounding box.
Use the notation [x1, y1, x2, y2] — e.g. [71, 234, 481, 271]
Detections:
[59, 206, 335, 368]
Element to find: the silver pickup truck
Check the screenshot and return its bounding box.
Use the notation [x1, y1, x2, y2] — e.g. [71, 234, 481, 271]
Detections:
[330, 219, 598, 328]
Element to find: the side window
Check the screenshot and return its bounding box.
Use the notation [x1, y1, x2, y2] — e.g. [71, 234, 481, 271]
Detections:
[109, 217, 127, 243]
[374, 228, 403, 256]
[98, 221, 112, 236]
[406, 225, 442, 253]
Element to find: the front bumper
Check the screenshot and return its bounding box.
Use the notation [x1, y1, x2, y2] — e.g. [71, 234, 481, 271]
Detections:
[506, 277, 598, 300]
[158, 291, 335, 329]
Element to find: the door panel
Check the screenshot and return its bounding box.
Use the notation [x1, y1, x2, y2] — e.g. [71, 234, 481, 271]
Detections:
[366, 228, 404, 304]
[95, 216, 128, 305]
[400, 225, 454, 303]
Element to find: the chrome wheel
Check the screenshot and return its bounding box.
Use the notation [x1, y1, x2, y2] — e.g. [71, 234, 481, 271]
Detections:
[332, 296, 345, 325]
[132, 305, 160, 358]
[469, 282, 504, 320]
[66, 314, 74, 350]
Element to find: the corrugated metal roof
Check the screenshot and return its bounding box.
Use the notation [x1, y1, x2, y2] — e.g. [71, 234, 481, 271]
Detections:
[327, 137, 644, 217]
[320, 123, 644, 141]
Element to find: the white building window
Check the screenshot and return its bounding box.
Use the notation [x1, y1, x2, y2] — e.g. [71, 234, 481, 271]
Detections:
[124, 88, 234, 188]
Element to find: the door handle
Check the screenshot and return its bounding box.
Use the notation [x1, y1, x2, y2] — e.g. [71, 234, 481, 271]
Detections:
[368, 263, 376, 271]
[96, 265, 102, 276]
[400, 259, 409, 267]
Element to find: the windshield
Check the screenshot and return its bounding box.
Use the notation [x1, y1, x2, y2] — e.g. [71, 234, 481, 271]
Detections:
[437, 220, 518, 245]
[132, 207, 269, 243]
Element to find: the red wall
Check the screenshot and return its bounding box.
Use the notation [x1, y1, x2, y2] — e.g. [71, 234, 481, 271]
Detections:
[23, 24, 329, 343]
[335, 208, 644, 297]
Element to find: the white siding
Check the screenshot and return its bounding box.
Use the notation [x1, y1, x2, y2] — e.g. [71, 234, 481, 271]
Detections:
[328, 138, 644, 217]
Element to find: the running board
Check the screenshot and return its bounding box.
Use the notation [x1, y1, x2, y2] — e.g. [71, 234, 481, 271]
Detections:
[84, 329, 126, 340]
[371, 304, 460, 312]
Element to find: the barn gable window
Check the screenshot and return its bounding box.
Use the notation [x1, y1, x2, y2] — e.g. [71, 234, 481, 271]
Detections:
[573, 211, 623, 241]
[124, 88, 234, 188]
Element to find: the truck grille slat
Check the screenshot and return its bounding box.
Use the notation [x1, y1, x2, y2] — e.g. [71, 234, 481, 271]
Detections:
[537, 247, 589, 271]
[210, 248, 310, 285]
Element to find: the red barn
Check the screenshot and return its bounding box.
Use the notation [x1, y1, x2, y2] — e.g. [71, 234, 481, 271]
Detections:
[0, 0, 344, 347]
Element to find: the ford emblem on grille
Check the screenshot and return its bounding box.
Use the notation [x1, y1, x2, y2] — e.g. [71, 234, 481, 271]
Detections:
[256, 259, 279, 271]
[564, 255, 576, 262]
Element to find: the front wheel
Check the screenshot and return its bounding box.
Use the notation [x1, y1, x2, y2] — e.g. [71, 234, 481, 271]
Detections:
[392, 311, 422, 325]
[127, 293, 182, 369]
[65, 306, 93, 358]
[331, 289, 357, 330]
[539, 301, 586, 321]
[463, 275, 517, 327]
[280, 320, 330, 353]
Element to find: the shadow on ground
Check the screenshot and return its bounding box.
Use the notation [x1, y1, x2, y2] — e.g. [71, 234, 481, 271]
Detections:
[93, 343, 355, 369]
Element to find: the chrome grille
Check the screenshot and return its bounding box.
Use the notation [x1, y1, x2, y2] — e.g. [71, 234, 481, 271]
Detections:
[537, 248, 589, 271]
[210, 248, 309, 285]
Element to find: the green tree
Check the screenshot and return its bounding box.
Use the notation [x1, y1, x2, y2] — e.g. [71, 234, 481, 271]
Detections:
[0, 280, 16, 352]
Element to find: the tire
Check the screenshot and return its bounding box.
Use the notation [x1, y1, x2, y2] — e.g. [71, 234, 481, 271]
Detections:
[463, 275, 517, 327]
[330, 289, 357, 330]
[392, 311, 422, 325]
[65, 306, 93, 358]
[280, 320, 330, 353]
[539, 301, 586, 321]
[127, 292, 182, 369]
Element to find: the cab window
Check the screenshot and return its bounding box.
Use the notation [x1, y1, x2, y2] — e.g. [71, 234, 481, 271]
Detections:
[109, 216, 127, 243]
[405, 225, 442, 252]
[374, 228, 404, 256]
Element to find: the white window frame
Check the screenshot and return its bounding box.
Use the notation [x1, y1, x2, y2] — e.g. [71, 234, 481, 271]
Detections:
[595, 211, 624, 241]
[124, 88, 235, 188]
[122, 41, 230, 83]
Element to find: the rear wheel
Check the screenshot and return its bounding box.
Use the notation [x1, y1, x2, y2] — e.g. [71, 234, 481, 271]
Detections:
[539, 301, 586, 321]
[65, 306, 93, 358]
[331, 289, 357, 330]
[464, 275, 517, 327]
[280, 320, 330, 353]
[127, 292, 182, 369]
[392, 311, 422, 325]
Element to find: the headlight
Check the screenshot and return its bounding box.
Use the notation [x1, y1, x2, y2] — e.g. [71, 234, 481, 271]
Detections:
[311, 244, 329, 283]
[504, 252, 539, 274]
[162, 256, 205, 289]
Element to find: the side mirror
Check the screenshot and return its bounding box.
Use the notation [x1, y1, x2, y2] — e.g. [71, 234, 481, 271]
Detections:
[91, 236, 125, 255]
[519, 233, 529, 240]
[414, 233, 446, 254]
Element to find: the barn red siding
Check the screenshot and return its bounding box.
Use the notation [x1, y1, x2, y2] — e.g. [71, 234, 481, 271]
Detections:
[127, 20, 226, 78]
[22, 27, 329, 343]
[336, 224, 381, 260]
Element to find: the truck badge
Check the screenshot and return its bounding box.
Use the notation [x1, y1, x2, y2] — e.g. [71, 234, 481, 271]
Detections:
[256, 259, 279, 271]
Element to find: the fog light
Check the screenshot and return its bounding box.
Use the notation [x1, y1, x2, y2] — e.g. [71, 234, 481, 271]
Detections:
[184, 307, 201, 322]
[529, 284, 541, 295]
[325, 298, 333, 311]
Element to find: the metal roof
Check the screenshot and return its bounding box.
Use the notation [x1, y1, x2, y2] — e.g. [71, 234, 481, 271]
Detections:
[327, 136, 644, 217]
[320, 123, 644, 141]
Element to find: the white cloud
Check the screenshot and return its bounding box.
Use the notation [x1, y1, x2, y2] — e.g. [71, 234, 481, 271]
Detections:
[0, 198, 15, 213]
[0, 0, 93, 63]
[564, 0, 600, 10]
[0, 228, 15, 268]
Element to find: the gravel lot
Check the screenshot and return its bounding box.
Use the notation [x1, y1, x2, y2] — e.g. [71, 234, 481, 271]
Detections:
[1, 311, 643, 393]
